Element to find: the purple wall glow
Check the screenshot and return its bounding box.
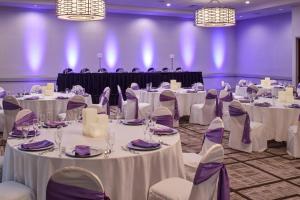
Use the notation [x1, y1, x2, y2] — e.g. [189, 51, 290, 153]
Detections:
[212, 28, 226, 69]
[179, 22, 196, 69]
[65, 28, 79, 70]
[105, 31, 118, 69]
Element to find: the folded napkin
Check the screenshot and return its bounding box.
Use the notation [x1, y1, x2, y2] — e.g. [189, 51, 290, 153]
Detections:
[151, 127, 174, 135]
[124, 119, 144, 125]
[131, 139, 160, 148]
[239, 99, 251, 103]
[44, 121, 66, 128]
[289, 104, 300, 109]
[24, 96, 39, 100]
[21, 140, 53, 150]
[147, 89, 158, 92]
[56, 96, 69, 100]
[11, 130, 36, 137]
[254, 102, 271, 107]
[186, 90, 197, 93]
[75, 145, 91, 157]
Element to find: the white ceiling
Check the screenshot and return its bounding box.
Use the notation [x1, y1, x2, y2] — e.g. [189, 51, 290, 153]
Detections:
[0, 0, 300, 19]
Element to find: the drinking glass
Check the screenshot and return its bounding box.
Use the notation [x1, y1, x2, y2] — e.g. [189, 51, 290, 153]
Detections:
[55, 126, 63, 157]
[116, 108, 122, 124]
[33, 119, 39, 141]
[65, 88, 70, 94]
[21, 122, 30, 143]
[106, 129, 115, 152]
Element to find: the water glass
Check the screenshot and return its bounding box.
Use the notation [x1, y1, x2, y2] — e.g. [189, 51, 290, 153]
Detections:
[21, 122, 30, 142]
[55, 126, 63, 157]
[33, 119, 39, 141]
[106, 129, 116, 152]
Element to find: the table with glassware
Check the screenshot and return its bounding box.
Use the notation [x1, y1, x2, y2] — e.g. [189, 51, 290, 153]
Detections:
[135, 88, 206, 117]
[235, 85, 285, 97]
[0, 92, 92, 121]
[2, 121, 185, 200]
[238, 96, 300, 141]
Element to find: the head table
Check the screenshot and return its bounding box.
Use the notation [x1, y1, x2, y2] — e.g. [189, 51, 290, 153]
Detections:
[2, 122, 185, 200]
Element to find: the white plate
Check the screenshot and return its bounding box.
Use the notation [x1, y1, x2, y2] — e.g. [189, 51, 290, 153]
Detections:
[65, 147, 104, 158]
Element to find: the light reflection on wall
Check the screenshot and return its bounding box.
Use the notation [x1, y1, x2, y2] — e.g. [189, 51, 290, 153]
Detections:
[142, 33, 154, 69]
[180, 22, 196, 69]
[24, 12, 46, 72]
[212, 28, 226, 69]
[65, 29, 79, 69]
[105, 32, 118, 69]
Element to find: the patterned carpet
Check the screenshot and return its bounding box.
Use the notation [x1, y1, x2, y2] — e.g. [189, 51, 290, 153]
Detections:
[1, 107, 300, 199]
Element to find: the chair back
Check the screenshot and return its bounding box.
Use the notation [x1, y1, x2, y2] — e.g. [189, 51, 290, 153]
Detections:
[219, 90, 233, 118]
[238, 79, 247, 87]
[147, 67, 155, 72]
[192, 82, 204, 91]
[3, 95, 22, 139]
[98, 68, 107, 73]
[246, 84, 259, 94]
[176, 67, 182, 72]
[160, 82, 170, 89]
[14, 109, 37, 130]
[66, 95, 86, 121]
[0, 87, 7, 98]
[80, 68, 90, 74]
[132, 68, 141, 73]
[162, 67, 169, 72]
[189, 144, 229, 200]
[152, 107, 173, 128]
[30, 85, 42, 94]
[130, 83, 140, 90]
[99, 87, 110, 115]
[159, 90, 179, 121]
[125, 88, 139, 119]
[46, 167, 109, 200]
[116, 68, 124, 73]
[71, 85, 85, 95]
[62, 68, 73, 74]
[117, 85, 125, 110]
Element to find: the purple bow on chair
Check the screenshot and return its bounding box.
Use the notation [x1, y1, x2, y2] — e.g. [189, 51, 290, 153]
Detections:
[206, 93, 219, 117]
[3, 100, 22, 110]
[126, 92, 138, 119]
[0, 91, 6, 98]
[218, 93, 233, 118]
[203, 128, 224, 144]
[46, 179, 110, 200]
[67, 101, 87, 110]
[14, 111, 37, 128]
[159, 94, 179, 120]
[229, 106, 251, 144]
[193, 162, 230, 200]
[154, 115, 173, 128]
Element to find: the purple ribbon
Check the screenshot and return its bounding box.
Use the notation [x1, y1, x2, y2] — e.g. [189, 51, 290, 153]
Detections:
[193, 162, 230, 200]
[46, 179, 110, 200]
[3, 100, 22, 110]
[159, 93, 179, 120]
[218, 93, 233, 118]
[14, 111, 37, 127]
[229, 106, 251, 144]
[203, 128, 224, 144]
[67, 101, 87, 110]
[0, 91, 6, 98]
[206, 93, 219, 117]
[153, 115, 173, 128]
[126, 92, 138, 119]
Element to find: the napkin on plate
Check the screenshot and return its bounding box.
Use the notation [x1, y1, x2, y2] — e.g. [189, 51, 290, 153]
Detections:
[239, 99, 251, 103]
[151, 127, 174, 135]
[11, 130, 36, 137]
[254, 102, 271, 107]
[44, 121, 66, 128]
[186, 90, 197, 93]
[56, 96, 69, 100]
[124, 119, 144, 125]
[131, 139, 160, 148]
[147, 89, 158, 92]
[20, 140, 53, 150]
[289, 104, 300, 109]
[24, 96, 39, 100]
[75, 145, 91, 156]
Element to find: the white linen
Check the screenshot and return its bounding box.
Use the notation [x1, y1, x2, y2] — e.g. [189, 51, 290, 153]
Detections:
[137, 89, 206, 117]
[3, 122, 185, 200]
[0, 181, 35, 200]
[235, 85, 284, 98]
[287, 125, 300, 158]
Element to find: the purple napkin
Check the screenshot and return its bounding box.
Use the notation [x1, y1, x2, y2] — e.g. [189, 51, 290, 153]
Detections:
[20, 140, 53, 150]
[44, 121, 66, 128]
[289, 104, 300, 109]
[56, 96, 69, 100]
[239, 99, 251, 103]
[254, 102, 271, 107]
[24, 96, 39, 100]
[151, 127, 174, 135]
[147, 89, 158, 92]
[75, 145, 91, 157]
[124, 119, 144, 125]
[11, 130, 36, 138]
[131, 139, 160, 148]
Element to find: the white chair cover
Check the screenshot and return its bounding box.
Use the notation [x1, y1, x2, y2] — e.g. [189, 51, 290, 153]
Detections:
[190, 89, 217, 125]
[3, 96, 22, 140]
[130, 83, 140, 90]
[117, 85, 127, 113]
[152, 107, 173, 128]
[65, 95, 86, 121]
[287, 115, 300, 158]
[98, 87, 110, 115]
[160, 82, 170, 89]
[30, 85, 42, 94]
[159, 90, 179, 127]
[0, 181, 35, 200]
[219, 90, 233, 131]
[228, 100, 267, 153]
[0, 87, 7, 99]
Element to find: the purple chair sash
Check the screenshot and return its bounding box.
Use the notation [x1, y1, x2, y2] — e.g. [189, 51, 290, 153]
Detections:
[159, 94, 179, 120]
[3, 100, 22, 110]
[218, 93, 233, 118]
[229, 106, 251, 144]
[0, 91, 6, 98]
[203, 128, 224, 144]
[67, 101, 87, 110]
[46, 179, 110, 200]
[154, 115, 173, 128]
[193, 162, 230, 200]
[206, 93, 219, 117]
[126, 92, 138, 119]
[14, 111, 37, 128]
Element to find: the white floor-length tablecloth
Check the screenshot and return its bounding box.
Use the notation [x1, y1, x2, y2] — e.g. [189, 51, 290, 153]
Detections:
[0, 93, 92, 120]
[135, 89, 206, 117]
[2, 122, 185, 200]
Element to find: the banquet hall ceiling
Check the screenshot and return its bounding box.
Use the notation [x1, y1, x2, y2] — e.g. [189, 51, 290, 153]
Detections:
[0, 0, 299, 19]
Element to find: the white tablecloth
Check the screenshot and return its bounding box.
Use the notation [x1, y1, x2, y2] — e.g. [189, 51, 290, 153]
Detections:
[241, 97, 300, 141]
[2, 122, 185, 200]
[0, 93, 92, 121]
[135, 89, 206, 117]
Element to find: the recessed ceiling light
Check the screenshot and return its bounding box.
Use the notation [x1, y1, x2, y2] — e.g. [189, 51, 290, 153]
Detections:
[166, 3, 171, 7]
[245, 1, 250, 4]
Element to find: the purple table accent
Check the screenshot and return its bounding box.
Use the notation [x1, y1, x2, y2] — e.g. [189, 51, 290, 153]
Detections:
[194, 162, 230, 200]
[239, 99, 251, 103]
[229, 106, 251, 144]
[67, 101, 87, 110]
[11, 130, 38, 138]
[203, 128, 224, 144]
[75, 145, 91, 157]
[46, 179, 110, 200]
[159, 93, 179, 120]
[206, 93, 219, 117]
[153, 115, 173, 128]
[131, 139, 160, 148]
[151, 127, 175, 135]
[247, 86, 258, 94]
[44, 121, 66, 128]
[21, 140, 53, 150]
[123, 119, 144, 125]
[3, 100, 22, 110]
[126, 92, 138, 119]
[186, 90, 197, 93]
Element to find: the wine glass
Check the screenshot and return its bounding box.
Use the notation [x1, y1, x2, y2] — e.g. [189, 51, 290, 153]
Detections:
[55, 126, 63, 157]
[22, 122, 29, 143]
[33, 119, 39, 141]
[116, 108, 122, 124]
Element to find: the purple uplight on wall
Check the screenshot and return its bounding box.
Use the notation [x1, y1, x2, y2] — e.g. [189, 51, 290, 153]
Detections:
[65, 29, 79, 69]
[212, 28, 226, 69]
[105, 33, 118, 69]
[142, 33, 154, 69]
[180, 22, 196, 69]
[24, 12, 46, 72]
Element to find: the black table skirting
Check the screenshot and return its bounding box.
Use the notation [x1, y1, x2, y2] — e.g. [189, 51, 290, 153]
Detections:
[56, 72, 204, 105]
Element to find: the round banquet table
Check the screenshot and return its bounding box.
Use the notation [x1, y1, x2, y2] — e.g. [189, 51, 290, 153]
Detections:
[2, 122, 185, 200]
[135, 88, 206, 117]
[235, 85, 284, 97]
[0, 93, 92, 121]
[240, 97, 300, 142]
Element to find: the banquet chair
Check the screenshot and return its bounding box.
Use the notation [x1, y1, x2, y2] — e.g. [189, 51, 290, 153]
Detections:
[152, 106, 173, 128]
[148, 67, 155, 72]
[219, 90, 234, 131]
[162, 67, 169, 72]
[247, 84, 259, 97]
[91, 87, 110, 115]
[30, 85, 42, 94]
[124, 88, 151, 120]
[0, 87, 7, 98]
[175, 67, 183, 72]
[238, 79, 247, 87]
[3, 95, 22, 140]
[116, 68, 125, 73]
[132, 67, 141, 73]
[160, 82, 170, 89]
[0, 181, 35, 200]
[98, 68, 108, 73]
[190, 89, 218, 125]
[287, 114, 300, 158]
[46, 167, 110, 200]
[117, 85, 127, 115]
[159, 90, 179, 127]
[228, 100, 267, 153]
[80, 68, 91, 73]
[14, 109, 37, 128]
[62, 68, 73, 74]
[192, 82, 204, 91]
[58, 95, 87, 121]
[148, 144, 229, 200]
[130, 82, 140, 90]
[183, 117, 224, 181]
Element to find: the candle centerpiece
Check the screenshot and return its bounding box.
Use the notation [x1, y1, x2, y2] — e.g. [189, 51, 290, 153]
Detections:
[82, 108, 108, 138]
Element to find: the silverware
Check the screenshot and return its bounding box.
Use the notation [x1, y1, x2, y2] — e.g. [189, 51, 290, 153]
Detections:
[104, 149, 112, 158]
